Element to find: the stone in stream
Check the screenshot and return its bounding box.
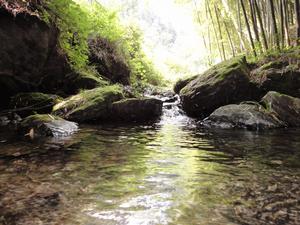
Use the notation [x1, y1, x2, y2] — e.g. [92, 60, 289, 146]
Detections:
[180, 56, 259, 118]
[202, 102, 285, 130]
[53, 85, 124, 122]
[261, 91, 300, 127]
[19, 114, 78, 138]
[53, 85, 163, 123]
[111, 98, 163, 122]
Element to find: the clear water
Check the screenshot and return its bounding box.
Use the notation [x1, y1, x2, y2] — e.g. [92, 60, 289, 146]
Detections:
[1, 101, 300, 225]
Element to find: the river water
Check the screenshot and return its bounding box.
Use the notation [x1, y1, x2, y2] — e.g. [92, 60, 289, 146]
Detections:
[0, 100, 300, 225]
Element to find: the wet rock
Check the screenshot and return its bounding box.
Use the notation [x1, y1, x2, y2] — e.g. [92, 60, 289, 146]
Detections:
[88, 37, 130, 85]
[9, 92, 62, 117]
[111, 98, 163, 122]
[180, 56, 259, 118]
[261, 91, 300, 127]
[202, 103, 284, 130]
[53, 85, 124, 122]
[20, 114, 78, 138]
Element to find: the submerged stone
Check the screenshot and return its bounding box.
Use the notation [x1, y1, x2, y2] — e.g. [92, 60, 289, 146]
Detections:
[20, 114, 78, 138]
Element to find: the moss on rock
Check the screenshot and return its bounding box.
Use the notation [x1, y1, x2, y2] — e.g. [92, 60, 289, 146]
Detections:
[180, 56, 259, 118]
[20, 114, 78, 137]
[53, 85, 124, 122]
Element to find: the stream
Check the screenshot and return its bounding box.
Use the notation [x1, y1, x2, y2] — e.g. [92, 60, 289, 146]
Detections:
[0, 98, 300, 225]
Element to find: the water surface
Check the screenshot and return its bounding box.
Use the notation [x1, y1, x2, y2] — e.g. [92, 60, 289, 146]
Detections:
[0, 103, 300, 225]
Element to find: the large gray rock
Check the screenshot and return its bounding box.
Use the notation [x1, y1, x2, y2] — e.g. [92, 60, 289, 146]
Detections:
[111, 98, 163, 122]
[202, 103, 284, 130]
[20, 114, 78, 138]
[261, 91, 300, 127]
[180, 56, 259, 118]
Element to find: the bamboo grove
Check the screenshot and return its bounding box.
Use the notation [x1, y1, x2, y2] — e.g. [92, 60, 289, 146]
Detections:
[191, 0, 300, 63]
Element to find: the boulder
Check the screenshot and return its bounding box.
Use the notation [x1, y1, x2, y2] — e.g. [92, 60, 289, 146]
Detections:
[53, 85, 124, 122]
[202, 103, 284, 130]
[9, 92, 62, 117]
[88, 37, 130, 85]
[20, 114, 78, 138]
[111, 98, 163, 122]
[261, 91, 300, 127]
[180, 56, 259, 118]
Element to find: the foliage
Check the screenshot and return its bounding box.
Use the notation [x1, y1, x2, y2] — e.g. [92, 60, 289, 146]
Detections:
[121, 26, 165, 90]
[41, 0, 164, 88]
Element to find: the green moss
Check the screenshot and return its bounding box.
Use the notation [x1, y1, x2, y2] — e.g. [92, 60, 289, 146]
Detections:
[53, 85, 124, 116]
[21, 114, 60, 127]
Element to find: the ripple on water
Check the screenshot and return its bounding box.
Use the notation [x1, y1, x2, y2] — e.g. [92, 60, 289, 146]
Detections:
[1, 103, 300, 224]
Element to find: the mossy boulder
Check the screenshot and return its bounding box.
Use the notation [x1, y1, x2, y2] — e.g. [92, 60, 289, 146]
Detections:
[20, 114, 78, 137]
[202, 103, 284, 130]
[110, 98, 163, 122]
[10, 92, 62, 117]
[261, 91, 300, 127]
[180, 56, 259, 118]
[53, 85, 124, 122]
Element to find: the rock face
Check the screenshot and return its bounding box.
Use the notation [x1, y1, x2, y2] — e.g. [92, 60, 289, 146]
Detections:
[202, 103, 284, 130]
[111, 98, 163, 122]
[10, 92, 62, 117]
[20, 114, 78, 137]
[0, 8, 71, 108]
[53, 85, 124, 122]
[261, 91, 300, 127]
[180, 57, 259, 118]
[88, 37, 130, 85]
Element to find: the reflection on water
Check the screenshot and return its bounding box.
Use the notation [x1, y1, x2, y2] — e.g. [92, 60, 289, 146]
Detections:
[1, 102, 300, 225]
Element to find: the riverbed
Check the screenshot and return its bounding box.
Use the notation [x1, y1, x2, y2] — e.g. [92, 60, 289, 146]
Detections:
[0, 102, 300, 225]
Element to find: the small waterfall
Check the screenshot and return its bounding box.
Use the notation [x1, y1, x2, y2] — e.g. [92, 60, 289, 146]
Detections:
[159, 95, 194, 126]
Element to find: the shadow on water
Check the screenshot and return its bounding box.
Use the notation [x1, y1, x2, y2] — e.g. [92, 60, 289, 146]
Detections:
[0, 100, 300, 224]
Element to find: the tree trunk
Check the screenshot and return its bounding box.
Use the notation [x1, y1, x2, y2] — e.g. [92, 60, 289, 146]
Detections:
[295, 0, 300, 45]
[222, 0, 247, 51]
[254, 0, 269, 50]
[240, 0, 257, 57]
[269, 0, 280, 49]
[214, 4, 226, 60]
[249, 0, 262, 52]
[206, 1, 223, 60]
